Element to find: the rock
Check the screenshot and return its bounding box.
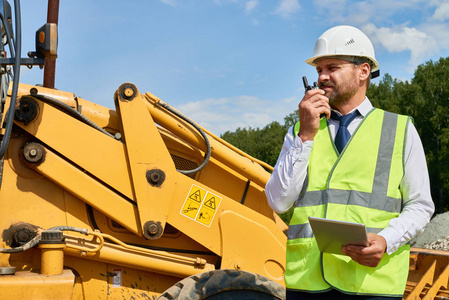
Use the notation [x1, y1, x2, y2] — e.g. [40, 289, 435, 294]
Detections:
[423, 235, 449, 251]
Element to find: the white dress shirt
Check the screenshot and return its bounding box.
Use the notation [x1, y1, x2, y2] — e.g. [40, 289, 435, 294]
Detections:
[265, 98, 435, 254]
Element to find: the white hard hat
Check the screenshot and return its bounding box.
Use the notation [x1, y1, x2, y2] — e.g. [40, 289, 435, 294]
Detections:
[305, 25, 379, 73]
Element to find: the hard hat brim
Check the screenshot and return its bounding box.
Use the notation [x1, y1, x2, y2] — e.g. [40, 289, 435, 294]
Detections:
[305, 54, 379, 72]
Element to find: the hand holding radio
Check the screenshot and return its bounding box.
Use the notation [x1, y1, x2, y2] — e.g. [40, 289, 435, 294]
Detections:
[296, 76, 330, 141]
[302, 76, 327, 119]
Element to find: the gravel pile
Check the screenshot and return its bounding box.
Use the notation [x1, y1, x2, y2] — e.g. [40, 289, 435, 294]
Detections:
[423, 235, 449, 250]
[410, 211, 449, 250]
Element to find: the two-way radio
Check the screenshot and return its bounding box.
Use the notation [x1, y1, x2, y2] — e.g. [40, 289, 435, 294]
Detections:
[302, 76, 318, 92]
[302, 76, 326, 119]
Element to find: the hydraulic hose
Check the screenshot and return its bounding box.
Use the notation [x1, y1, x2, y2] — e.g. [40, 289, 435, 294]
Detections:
[0, 12, 15, 58]
[32, 93, 116, 139]
[48, 226, 89, 235]
[155, 100, 211, 175]
[0, 0, 21, 159]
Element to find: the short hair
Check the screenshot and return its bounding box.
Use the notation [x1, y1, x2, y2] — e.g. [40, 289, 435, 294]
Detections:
[352, 57, 372, 87]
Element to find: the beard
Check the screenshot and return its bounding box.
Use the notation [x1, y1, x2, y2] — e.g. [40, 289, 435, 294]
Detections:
[320, 78, 358, 107]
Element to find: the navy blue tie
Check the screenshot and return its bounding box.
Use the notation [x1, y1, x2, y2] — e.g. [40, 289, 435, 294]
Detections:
[331, 110, 359, 153]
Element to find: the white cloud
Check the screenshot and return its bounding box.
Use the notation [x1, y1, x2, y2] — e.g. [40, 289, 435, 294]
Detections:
[421, 23, 449, 51]
[363, 23, 439, 67]
[175, 95, 298, 135]
[274, 0, 300, 18]
[245, 0, 259, 13]
[431, 1, 449, 21]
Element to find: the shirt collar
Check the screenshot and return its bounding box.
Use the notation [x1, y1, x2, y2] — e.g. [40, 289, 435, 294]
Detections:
[331, 97, 373, 117]
[357, 97, 373, 117]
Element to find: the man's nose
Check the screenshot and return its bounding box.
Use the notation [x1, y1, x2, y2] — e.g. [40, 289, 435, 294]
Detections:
[318, 70, 330, 82]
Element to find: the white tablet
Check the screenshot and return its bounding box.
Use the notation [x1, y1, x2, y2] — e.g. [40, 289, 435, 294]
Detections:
[308, 216, 369, 255]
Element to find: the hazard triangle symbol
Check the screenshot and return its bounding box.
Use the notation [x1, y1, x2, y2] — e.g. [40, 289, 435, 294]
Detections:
[204, 197, 216, 209]
[189, 190, 202, 202]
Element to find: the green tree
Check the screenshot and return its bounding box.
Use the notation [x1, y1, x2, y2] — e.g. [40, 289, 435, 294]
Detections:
[283, 110, 299, 128]
[410, 58, 449, 213]
[367, 74, 402, 113]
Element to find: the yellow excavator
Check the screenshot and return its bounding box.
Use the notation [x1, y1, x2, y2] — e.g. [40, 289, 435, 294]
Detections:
[0, 1, 447, 299]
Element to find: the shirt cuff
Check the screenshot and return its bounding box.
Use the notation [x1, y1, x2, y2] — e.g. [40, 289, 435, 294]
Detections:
[378, 227, 401, 255]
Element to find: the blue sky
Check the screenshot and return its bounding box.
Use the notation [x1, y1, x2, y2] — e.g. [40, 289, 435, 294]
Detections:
[16, 0, 449, 135]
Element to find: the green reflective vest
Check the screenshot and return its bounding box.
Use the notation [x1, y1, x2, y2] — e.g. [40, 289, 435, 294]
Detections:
[286, 108, 411, 296]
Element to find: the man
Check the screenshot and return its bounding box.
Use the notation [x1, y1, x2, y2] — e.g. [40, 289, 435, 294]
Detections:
[265, 25, 434, 299]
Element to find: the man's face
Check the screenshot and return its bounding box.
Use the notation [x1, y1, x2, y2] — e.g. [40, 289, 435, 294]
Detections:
[315, 58, 360, 107]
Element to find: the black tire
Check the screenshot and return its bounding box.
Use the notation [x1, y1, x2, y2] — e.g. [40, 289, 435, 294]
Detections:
[158, 269, 285, 300]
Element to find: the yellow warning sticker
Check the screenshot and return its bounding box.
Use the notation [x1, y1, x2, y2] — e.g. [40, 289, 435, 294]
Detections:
[180, 185, 222, 227]
[181, 185, 206, 219]
[181, 199, 201, 219]
[196, 193, 222, 226]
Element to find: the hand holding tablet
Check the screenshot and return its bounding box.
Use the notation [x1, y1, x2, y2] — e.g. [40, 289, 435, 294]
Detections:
[308, 216, 369, 255]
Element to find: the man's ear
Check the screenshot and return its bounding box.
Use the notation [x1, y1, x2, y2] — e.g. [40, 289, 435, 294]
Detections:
[359, 63, 371, 81]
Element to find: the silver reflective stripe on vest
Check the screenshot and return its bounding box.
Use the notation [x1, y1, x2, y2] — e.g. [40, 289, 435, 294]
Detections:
[294, 189, 402, 212]
[328, 189, 402, 212]
[288, 222, 313, 240]
[372, 111, 398, 201]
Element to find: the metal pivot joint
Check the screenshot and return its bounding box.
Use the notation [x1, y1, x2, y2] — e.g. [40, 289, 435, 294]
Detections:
[23, 142, 46, 164]
[146, 169, 165, 187]
[118, 83, 137, 101]
[15, 96, 39, 125]
[13, 227, 36, 246]
[143, 221, 163, 240]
